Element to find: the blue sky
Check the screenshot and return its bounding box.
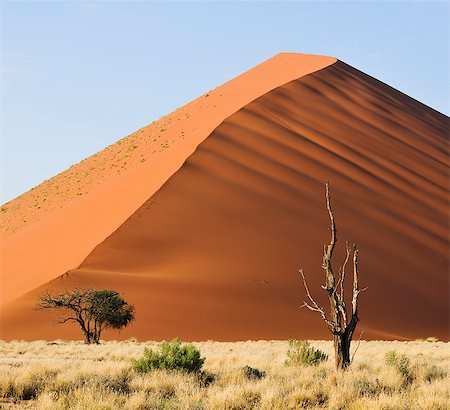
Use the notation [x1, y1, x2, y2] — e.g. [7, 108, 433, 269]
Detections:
[0, 1, 448, 204]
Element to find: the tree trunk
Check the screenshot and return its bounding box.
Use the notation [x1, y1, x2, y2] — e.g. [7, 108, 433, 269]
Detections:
[93, 320, 100, 344]
[81, 319, 92, 344]
[83, 329, 91, 344]
[333, 334, 351, 370]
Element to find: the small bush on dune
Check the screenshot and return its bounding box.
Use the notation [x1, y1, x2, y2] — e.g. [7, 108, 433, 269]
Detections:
[285, 340, 328, 366]
[132, 339, 205, 374]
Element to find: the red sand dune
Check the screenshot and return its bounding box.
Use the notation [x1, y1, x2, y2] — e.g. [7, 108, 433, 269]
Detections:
[1, 53, 448, 341]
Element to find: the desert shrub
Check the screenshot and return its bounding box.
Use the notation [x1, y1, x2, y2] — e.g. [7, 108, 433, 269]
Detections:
[100, 370, 132, 394]
[243, 366, 266, 380]
[353, 378, 382, 397]
[285, 340, 328, 366]
[232, 391, 262, 409]
[157, 383, 176, 399]
[424, 365, 446, 382]
[357, 362, 370, 371]
[188, 402, 205, 410]
[384, 350, 397, 366]
[292, 391, 328, 408]
[426, 336, 439, 343]
[132, 339, 205, 374]
[0, 368, 57, 401]
[384, 351, 413, 384]
[3, 380, 38, 400]
[197, 370, 215, 387]
[315, 368, 328, 379]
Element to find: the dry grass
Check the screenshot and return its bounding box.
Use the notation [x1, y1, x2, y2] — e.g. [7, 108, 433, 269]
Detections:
[0, 339, 448, 409]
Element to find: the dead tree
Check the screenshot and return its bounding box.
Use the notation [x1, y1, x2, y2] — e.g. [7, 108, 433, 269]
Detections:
[299, 182, 366, 370]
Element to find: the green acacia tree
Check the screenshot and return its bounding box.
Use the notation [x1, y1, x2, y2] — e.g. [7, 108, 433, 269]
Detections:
[36, 288, 135, 344]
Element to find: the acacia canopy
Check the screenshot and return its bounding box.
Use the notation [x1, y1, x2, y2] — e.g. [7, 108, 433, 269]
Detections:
[36, 288, 135, 344]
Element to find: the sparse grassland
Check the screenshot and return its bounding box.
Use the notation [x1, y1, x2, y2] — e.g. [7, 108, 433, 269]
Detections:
[0, 340, 448, 409]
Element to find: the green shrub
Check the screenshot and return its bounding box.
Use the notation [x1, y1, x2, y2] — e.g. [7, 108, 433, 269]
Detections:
[285, 340, 328, 366]
[132, 339, 205, 374]
[384, 351, 413, 384]
[243, 366, 266, 380]
[384, 350, 397, 367]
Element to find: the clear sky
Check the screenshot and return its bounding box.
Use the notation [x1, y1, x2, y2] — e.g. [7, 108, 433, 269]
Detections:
[0, 1, 448, 204]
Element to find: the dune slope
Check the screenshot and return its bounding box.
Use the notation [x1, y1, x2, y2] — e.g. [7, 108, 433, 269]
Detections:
[0, 53, 335, 305]
[1, 58, 448, 341]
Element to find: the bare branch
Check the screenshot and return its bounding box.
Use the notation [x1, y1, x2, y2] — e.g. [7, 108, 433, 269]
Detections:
[333, 241, 351, 327]
[350, 330, 365, 364]
[351, 245, 360, 318]
[322, 181, 337, 284]
[299, 269, 322, 311]
[56, 317, 79, 325]
[338, 301, 348, 328]
[299, 269, 335, 331]
[336, 241, 351, 299]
